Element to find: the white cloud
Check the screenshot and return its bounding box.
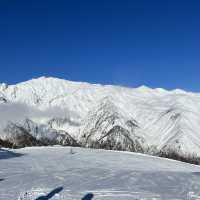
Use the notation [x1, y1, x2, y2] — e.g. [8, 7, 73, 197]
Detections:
[0, 102, 78, 127]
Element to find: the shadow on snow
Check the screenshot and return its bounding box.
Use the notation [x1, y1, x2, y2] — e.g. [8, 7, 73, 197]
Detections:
[0, 148, 24, 160]
[35, 187, 63, 200]
[81, 193, 94, 200]
[34, 186, 94, 200]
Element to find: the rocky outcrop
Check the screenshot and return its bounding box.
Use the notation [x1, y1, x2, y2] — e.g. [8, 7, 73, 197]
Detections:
[80, 98, 144, 152]
[3, 122, 44, 148]
[0, 138, 13, 148]
[1, 120, 79, 148]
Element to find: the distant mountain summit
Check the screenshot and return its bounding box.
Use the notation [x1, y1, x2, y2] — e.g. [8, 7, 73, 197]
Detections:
[0, 77, 200, 158]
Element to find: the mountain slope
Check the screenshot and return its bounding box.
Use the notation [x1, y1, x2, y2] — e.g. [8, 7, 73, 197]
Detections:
[1, 77, 200, 156]
[80, 97, 144, 152]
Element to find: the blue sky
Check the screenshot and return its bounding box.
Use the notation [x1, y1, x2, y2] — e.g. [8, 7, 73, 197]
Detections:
[0, 0, 200, 91]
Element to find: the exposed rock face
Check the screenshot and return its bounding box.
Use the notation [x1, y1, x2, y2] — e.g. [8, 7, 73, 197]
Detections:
[3, 122, 44, 148]
[80, 98, 144, 152]
[0, 120, 80, 148]
[85, 125, 143, 152]
[0, 138, 13, 148]
[0, 97, 7, 103]
[23, 119, 79, 147]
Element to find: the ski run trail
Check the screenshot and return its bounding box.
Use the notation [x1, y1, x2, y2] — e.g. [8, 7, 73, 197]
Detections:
[1, 146, 200, 200]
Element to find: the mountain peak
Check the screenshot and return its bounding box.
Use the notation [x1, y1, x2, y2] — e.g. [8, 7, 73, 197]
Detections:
[137, 85, 152, 91]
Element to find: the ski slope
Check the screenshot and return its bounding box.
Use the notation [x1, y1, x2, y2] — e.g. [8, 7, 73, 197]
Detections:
[1, 146, 200, 199]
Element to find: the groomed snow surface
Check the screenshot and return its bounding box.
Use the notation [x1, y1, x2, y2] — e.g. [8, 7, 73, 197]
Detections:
[1, 147, 200, 200]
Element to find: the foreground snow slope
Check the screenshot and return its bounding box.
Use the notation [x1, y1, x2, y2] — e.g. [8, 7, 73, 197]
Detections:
[1, 77, 200, 155]
[1, 146, 200, 199]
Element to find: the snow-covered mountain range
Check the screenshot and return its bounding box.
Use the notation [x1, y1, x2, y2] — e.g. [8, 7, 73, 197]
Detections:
[0, 76, 200, 156]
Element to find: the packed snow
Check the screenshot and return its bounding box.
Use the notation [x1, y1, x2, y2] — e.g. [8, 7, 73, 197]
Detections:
[1, 146, 200, 199]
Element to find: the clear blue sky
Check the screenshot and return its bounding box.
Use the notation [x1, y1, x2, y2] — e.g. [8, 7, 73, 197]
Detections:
[1, 0, 200, 91]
